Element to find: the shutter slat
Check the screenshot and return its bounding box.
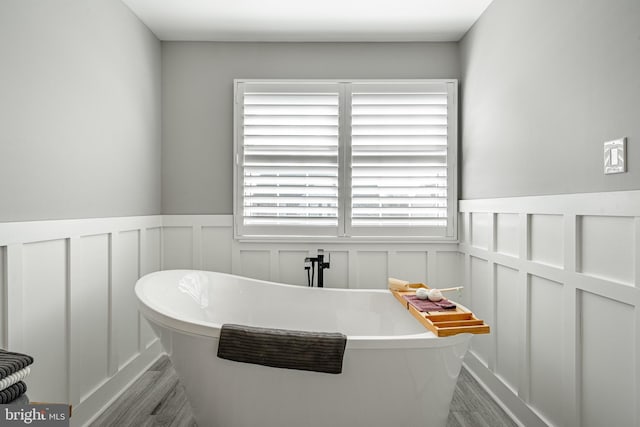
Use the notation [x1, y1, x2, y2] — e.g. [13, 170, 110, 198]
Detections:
[245, 218, 338, 226]
[352, 187, 447, 197]
[245, 177, 338, 186]
[245, 151, 336, 158]
[352, 93, 447, 105]
[245, 94, 338, 105]
[245, 206, 338, 215]
[352, 115, 447, 125]
[353, 196, 446, 202]
[244, 105, 338, 115]
[352, 168, 447, 177]
[244, 125, 338, 136]
[351, 105, 447, 115]
[352, 218, 447, 226]
[245, 196, 337, 204]
[352, 177, 446, 186]
[352, 135, 447, 146]
[245, 167, 337, 176]
[351, 207, 447, 215]
[352, 125, 447, 136]
[245, 136, 338, 146]
[244, 186, 339, 195]
[245, 115, 339, 126]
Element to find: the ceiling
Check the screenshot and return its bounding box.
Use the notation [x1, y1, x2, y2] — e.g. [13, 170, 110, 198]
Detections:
[121, 0, 494, 42]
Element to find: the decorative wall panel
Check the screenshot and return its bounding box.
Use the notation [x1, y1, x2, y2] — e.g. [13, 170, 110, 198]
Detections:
[0, 217, 163, 427]
[460, 190, 640, 427]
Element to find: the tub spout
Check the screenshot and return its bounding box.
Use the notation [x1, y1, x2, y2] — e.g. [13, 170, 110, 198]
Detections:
[304, 249, 330, 287]
[317, 249, 330, 288]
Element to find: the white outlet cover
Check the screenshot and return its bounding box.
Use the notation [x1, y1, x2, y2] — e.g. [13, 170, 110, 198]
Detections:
[604, 138, 626, 174]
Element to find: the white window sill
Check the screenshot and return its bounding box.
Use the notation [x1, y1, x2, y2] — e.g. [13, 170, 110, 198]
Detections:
[234, 235, 459, 245]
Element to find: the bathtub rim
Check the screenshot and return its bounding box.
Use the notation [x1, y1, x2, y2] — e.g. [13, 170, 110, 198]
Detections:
[135, 269, 472, 350]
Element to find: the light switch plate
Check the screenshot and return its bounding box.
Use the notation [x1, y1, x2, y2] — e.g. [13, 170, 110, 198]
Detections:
[604, 137, 626, 174]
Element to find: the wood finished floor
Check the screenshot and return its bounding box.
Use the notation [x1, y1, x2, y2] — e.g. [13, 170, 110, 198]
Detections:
[91, 356, 516, 427]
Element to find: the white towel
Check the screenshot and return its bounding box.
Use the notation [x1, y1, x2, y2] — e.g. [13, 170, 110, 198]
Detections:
[0, 367, 30, 390]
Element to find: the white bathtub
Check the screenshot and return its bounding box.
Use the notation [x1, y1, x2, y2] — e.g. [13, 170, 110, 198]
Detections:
[135, 270, 471, 427]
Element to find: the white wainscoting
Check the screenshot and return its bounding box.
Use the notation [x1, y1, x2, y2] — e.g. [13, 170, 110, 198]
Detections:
[5, 195, 638, 427]
[161, 215, 461, 290]
[0, 216, 164, 427]
[459, 190, 640, 427]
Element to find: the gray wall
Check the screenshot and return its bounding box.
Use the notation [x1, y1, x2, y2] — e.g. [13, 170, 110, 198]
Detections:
[0, 0, 162, 222]
[162, 42, 460, 214]
[459, 0, 640, 199]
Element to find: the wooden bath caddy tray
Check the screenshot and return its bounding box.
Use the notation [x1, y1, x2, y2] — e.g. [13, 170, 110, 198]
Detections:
[391, 288, 490, 337]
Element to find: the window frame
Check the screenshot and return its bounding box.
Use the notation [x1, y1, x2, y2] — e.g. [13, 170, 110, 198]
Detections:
[233, 79, 458, 243]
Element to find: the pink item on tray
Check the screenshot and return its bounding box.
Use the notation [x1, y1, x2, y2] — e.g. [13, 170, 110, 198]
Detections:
[402, 295, 457, 312]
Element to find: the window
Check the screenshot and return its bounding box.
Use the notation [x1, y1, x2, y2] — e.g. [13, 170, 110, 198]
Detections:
[234, 80, 457, 241]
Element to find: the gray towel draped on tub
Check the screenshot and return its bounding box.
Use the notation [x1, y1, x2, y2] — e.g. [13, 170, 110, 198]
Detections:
[217, 324, 347, 374]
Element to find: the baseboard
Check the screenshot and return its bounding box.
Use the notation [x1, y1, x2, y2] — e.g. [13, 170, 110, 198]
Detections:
[71, 341, 165, 427]
[464, 348, 550, 427]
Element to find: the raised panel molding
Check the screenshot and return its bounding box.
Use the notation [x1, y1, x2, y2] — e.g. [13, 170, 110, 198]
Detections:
[529, 275, 564, 427]
[323, 251, 349, 288]
[460, 190, 640, 427]
[494, 264, 519, 392]
[73, 234, 110, 404]
[529, 214, 563, 268]
[580, 291, 635, 427]
[278, 251, 310, 286]
[239, 250, 271, 280]
[471, 212, 490, 249]
[22, 239, 69, 402]
[113, 230, 141, 371]
[579, 215, 635, 286]
[356, 251, 388, 289]
[202, 226, 233, 273]
[495, 213, 519, 257]
[0, 216, 163, 427]
[162, 226, 193, 270]
[436, 252, 463, 291]
[469, 256, 491, 366]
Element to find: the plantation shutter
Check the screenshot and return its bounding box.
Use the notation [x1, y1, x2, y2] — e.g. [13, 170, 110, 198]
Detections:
[237, 83, 341, 236]
[234, 80, 457, 240]
[348, 82, 455, 237]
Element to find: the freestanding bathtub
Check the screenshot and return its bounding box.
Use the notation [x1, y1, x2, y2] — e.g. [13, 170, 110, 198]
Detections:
[135, 270, 471, 427]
